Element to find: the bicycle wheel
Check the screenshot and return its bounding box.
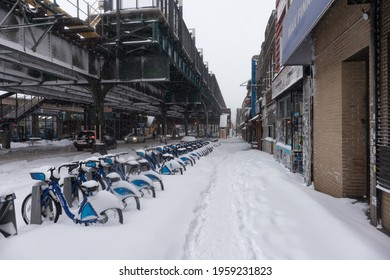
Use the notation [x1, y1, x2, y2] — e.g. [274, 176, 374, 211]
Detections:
[21, 193, 61, 225]
[123, 196, 141, 211]
[99, 208, 123, 225]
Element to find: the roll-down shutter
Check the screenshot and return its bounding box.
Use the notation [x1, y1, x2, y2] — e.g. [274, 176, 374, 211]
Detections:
[376, 32, 390, 190]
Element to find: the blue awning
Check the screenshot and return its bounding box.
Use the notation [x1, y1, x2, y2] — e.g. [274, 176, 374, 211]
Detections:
[281, 0, 334, 66]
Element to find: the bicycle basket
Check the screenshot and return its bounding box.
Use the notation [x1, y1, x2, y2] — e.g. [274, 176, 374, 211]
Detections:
[103, 157, 113, 165]
[30, 172, 46, 181]
[30, 167, 51, 181]
[156, 146, 164, 153]
[136, 149, 145, 157]
[85, 161, 97, 168]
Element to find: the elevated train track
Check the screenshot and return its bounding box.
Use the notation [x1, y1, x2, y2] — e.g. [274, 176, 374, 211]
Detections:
[0, 0, 227, 133]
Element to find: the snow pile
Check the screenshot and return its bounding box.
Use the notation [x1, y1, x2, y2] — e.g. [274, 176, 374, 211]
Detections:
[0, 138, 389, 260]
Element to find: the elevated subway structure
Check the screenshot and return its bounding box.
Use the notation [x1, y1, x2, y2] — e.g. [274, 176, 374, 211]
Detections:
[0, 0, 227, 139]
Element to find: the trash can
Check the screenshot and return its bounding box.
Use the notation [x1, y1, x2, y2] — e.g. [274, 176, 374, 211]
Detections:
[0, 192, 17, 238]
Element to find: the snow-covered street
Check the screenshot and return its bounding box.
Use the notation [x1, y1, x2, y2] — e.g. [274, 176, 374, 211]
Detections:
[1, 138, 390, 260]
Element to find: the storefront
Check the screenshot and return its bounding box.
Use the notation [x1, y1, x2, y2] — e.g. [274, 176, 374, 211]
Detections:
[279, 0, 334, 185]
[12, 109, 60, 140]
[32, 109, 60, 139]
[272, 65, 305, 173]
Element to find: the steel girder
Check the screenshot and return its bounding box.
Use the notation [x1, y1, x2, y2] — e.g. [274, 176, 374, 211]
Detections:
[0, 1, 226, 126]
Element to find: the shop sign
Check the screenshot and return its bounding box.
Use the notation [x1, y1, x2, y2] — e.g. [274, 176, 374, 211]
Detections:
[255, 98, 262, 115]
[281, 0, 334, 65]
[272, 66, 303, 99]
[36, 109, 60, 115]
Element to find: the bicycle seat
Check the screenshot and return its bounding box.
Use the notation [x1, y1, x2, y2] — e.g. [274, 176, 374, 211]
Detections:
[80, 180, 99, 196]
[116, 157, 127, 164]
[125, 160, 139, 167]
[106, 172, 121, 184]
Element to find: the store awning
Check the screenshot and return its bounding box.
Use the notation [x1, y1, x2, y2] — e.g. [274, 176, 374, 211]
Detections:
[244, 108, 252, 122]
[248, 114, 262, 123]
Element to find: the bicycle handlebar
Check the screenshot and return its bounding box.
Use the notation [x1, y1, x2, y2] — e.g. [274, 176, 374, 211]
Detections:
[58, 163, 80, 173]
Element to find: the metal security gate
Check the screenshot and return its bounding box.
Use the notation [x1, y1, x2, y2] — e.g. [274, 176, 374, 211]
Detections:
[376, 33, 390, 190]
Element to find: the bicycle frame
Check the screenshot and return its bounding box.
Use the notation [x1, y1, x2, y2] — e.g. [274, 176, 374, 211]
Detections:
[103, 154, 154, 190]
[30, 166, 123, 225]
[93, 159, 141, 198]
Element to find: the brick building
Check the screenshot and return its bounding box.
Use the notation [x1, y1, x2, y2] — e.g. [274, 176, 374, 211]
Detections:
[312, 1, 371, 198]
[256, 10, 276, 155]
[278, 0, 390, 233]
[242, 0, 390, 232]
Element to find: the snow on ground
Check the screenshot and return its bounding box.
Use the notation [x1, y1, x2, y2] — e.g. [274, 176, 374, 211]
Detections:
[0, 138, 390, 260]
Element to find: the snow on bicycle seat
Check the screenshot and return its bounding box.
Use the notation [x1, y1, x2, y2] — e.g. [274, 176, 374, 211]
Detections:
[116, 157, 127, 164]
[162, 153, 173, 157]
[80, 180, 99, 194]
[126, 160, 139, 167]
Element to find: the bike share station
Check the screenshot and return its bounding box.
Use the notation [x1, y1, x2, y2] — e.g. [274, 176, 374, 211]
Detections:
[0, 189, 17, 238]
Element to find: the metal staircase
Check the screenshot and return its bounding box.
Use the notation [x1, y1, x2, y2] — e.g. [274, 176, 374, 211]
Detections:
[0, 94, 45, 127]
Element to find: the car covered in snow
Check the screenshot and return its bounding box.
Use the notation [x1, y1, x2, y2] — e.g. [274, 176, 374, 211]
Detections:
[73, 130, 96, 151]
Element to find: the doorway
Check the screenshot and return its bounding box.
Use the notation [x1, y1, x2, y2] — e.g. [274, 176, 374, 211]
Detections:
[341, 48, 369, 197]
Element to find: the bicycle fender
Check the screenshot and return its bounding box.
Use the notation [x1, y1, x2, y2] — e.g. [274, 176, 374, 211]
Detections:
[128, 174, 154, 186]
[111, 180, 141, 198]
[88, 191, 124, 214]
[140, 170, 163, 181]
[179, 156, 192, 164]
[168, 160, 182, 171]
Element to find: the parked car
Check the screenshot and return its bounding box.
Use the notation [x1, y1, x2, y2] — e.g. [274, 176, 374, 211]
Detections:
[102, 135, 117, 150]
[181, 136, 197, 143]
[124, 132, 145, 143]
[73, 130, 96, 151]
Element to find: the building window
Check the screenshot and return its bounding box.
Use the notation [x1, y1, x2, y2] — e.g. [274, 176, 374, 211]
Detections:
[277, 94, 292, 145]
[266, 125, 274, 138]
[277, 94, 291, 119]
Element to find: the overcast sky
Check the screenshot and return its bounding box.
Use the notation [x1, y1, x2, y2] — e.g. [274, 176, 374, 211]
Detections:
[183, 0, 276, 116]
[56, 0, 276, 120]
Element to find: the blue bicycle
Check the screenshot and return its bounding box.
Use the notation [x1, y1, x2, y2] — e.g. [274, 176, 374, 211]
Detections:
[101, 154, 157, 197]
[21, 165, 124, 226]
[91, 156, 142, 210]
